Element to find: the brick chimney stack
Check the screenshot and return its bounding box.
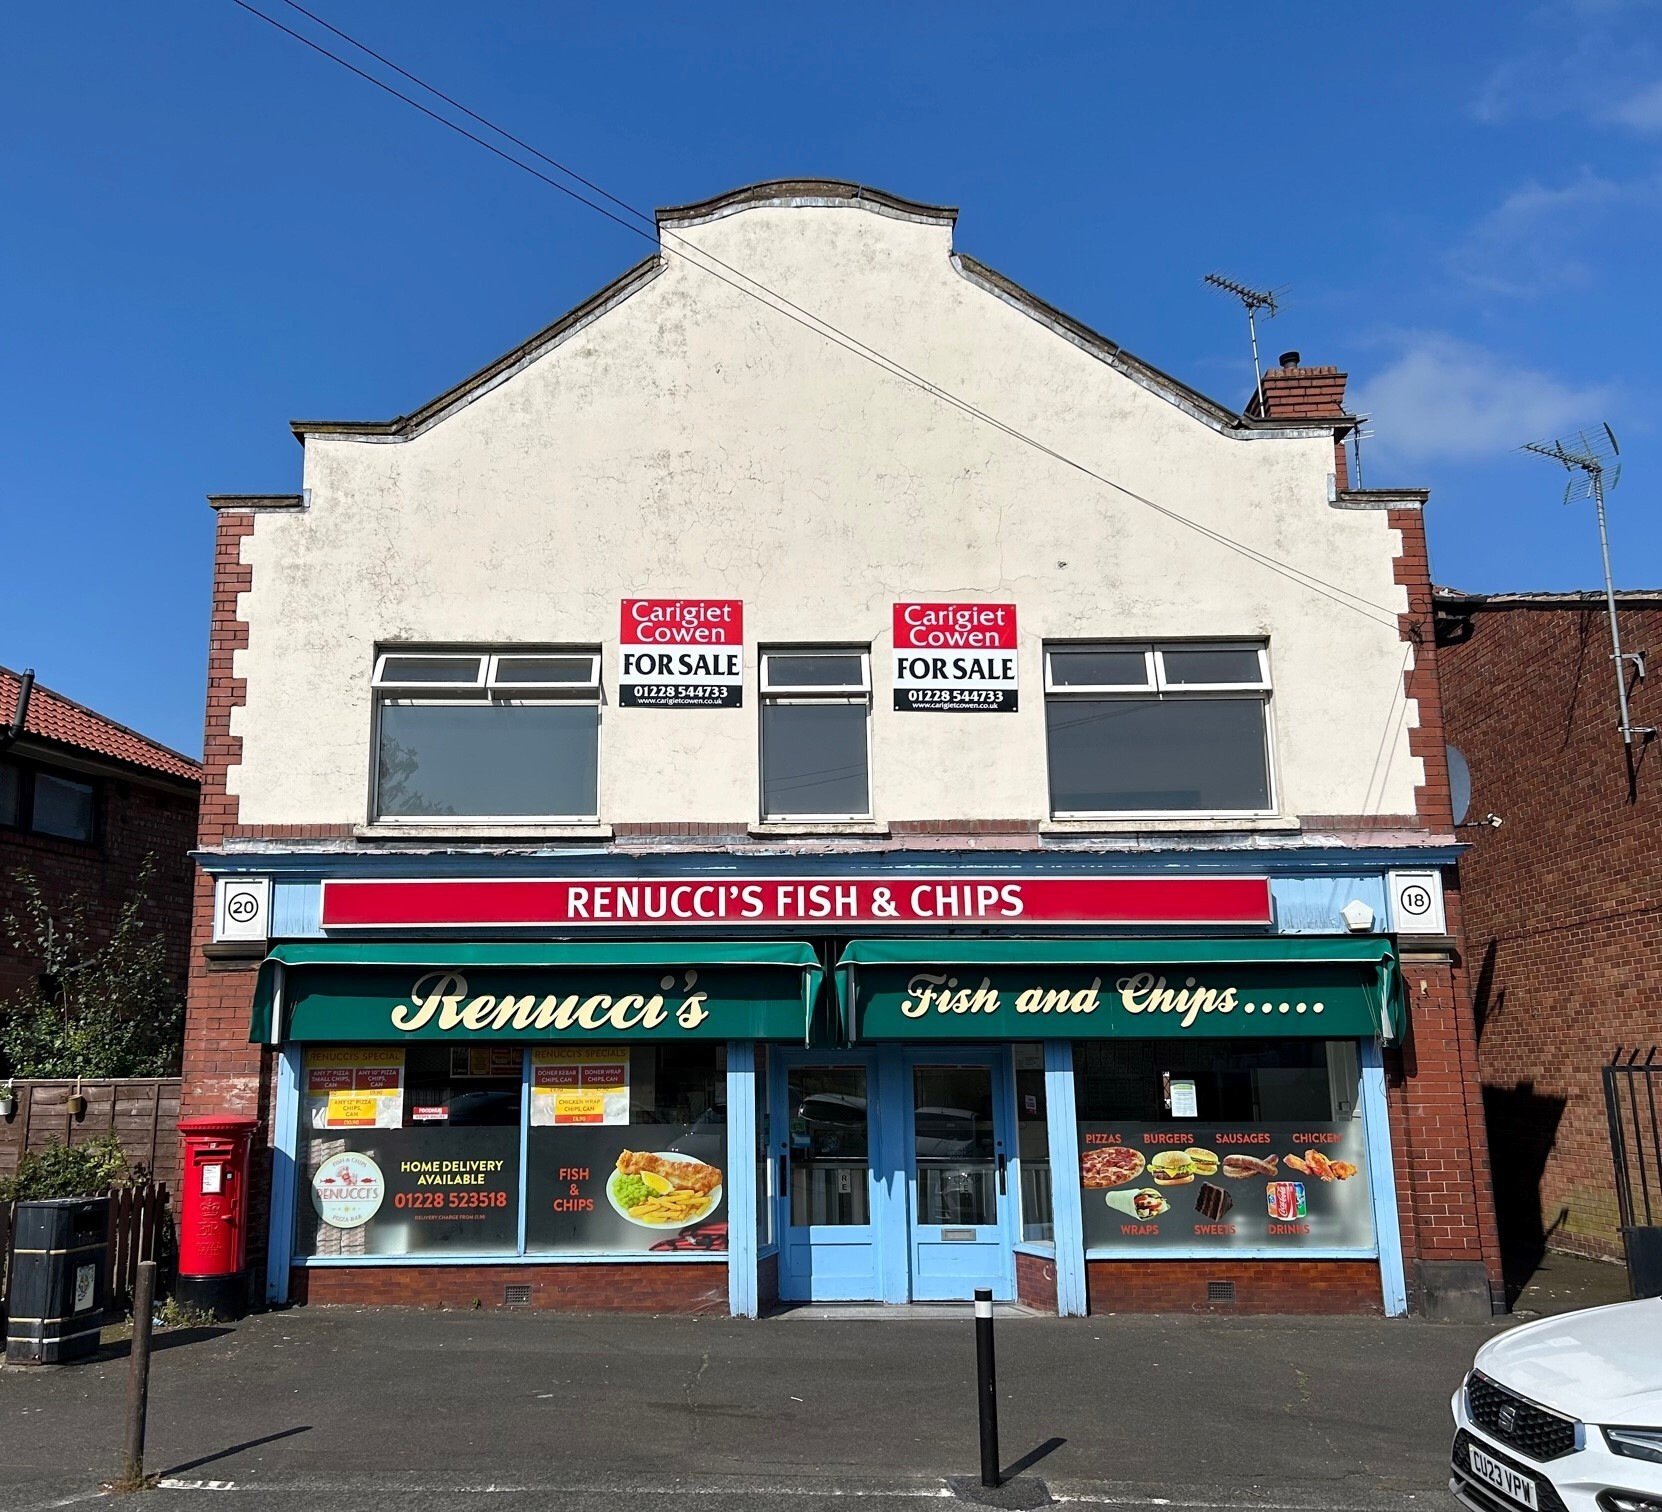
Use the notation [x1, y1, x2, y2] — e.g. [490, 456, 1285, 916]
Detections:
[1246, 351, 1354, 487]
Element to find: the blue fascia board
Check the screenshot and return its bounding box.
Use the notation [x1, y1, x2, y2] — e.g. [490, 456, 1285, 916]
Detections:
[195, 845, 1463, 880]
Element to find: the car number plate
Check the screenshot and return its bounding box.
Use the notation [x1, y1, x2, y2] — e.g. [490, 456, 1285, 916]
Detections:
[1467, 1442, 1539, 1510]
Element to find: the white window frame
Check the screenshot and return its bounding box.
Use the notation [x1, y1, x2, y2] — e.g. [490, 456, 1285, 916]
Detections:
[758, 647, 873, 822]
[370, 646, 602, 825]
[1043, 641, 1277, 820]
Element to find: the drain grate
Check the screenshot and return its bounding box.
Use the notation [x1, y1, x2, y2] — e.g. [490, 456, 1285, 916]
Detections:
[503, 1284, 532, 1306]
[1206, 1280, 1237, 1305]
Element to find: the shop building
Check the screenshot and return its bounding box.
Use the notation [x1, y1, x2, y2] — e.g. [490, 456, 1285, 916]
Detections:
[1436, 589, 1662, 1271]
[187, 180, 1500, 1319]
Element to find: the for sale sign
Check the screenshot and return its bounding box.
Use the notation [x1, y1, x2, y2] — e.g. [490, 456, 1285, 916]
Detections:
[619, 599, 743, 708]
[893, 603, 1018, 712]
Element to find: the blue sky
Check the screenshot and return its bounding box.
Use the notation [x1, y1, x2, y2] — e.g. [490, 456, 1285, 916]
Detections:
[5, 1, 1660, 756]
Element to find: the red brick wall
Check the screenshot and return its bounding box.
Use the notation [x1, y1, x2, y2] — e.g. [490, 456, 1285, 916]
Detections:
[1015, 1249, 1058, 1313]
[1439, 600, 1662, 1261]
[0, 773, 197, 1013]
[291, 1261, 728, 1313]
[1086, 1259, 1382, 1315]
[182, 509, 275, 1294]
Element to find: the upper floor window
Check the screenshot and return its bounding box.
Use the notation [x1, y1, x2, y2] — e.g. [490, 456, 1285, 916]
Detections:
[759, 649, 871, 820]
[371, 650, 601, 823]
[0, 759, 98, 842]
[1044, 643, 1273, 817]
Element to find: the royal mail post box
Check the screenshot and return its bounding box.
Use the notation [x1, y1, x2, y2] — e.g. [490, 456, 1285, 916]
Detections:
[177, 1115, 258, 1320]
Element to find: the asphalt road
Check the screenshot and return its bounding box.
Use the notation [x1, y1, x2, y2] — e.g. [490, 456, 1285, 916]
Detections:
[2, 1306, 1504, 1510]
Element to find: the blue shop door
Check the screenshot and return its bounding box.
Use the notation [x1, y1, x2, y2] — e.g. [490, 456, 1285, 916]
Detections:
[905, 1052, 1017, 1302]
[775, 1051, 883, 1302]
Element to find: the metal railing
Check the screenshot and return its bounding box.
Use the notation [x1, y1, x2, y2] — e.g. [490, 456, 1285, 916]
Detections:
[1604, 1049, 1662, 1230]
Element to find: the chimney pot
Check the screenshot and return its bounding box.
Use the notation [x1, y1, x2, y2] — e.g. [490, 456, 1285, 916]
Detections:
[1279, 350, 1301, 368]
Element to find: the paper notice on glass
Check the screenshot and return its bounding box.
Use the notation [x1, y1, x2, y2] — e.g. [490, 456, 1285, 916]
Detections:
[1169, 1079, 1199, 1119]
[531, 1048, 631, 1126]
[305, 1048, 405, 1129]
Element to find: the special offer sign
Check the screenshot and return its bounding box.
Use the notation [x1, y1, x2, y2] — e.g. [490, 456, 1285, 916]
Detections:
[619, 599, 743, 708]
[893, 603, 1018, 712]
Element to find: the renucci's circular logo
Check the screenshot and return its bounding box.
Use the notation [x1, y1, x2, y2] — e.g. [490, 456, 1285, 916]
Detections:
[311, 1152, 384, 1230]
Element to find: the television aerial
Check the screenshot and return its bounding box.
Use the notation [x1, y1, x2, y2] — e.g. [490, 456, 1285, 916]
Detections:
[1521, 423, 1652, 747]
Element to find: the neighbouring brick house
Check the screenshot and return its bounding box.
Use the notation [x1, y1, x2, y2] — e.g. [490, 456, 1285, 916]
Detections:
[1436, 589, 1662, 1271]
[187, 180, 1500, 1320]
[0, 665, 201, 1022]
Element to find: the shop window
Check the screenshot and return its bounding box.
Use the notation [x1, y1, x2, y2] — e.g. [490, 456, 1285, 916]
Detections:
[1043, 643, 1273, 816]
[296, 1044, 729, 1261]
[524, 1043, 725, 1254]
[759, 649, 871, 820]
[1072, 1039, 1372, 1256]
[1014, 1045, 1052, 1243]
[0, 759, 97, 842]
[371, 649, 601, 822]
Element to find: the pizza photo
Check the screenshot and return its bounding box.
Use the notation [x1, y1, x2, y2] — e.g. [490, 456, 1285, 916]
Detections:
[1081, 1146, 1146, 1188]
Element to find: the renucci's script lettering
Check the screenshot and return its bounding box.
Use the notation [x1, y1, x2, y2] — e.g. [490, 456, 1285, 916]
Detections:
[389, 971, 711, 1034]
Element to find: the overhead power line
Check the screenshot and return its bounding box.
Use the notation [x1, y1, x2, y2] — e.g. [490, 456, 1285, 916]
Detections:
[229, 0, 1406, 632]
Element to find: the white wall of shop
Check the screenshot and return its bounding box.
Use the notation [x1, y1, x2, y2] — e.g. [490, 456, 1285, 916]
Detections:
[228, 193, 1420, 828]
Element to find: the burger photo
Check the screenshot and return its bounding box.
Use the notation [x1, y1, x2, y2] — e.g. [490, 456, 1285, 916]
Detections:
[1184, 1148, 1220, 1176]
[1148, 1151, 1195, 1186]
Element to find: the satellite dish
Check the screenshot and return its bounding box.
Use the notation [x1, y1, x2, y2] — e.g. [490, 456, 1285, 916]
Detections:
[1446, 745, 1472, 827]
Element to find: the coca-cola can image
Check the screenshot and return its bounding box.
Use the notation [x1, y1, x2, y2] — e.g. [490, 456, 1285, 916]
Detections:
[1267, 1181, 1307, 1221]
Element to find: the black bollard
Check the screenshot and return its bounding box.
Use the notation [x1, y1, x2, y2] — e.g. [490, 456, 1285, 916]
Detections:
[974, 1286, 1000, 1488]
[122, 1261, 157, 1488]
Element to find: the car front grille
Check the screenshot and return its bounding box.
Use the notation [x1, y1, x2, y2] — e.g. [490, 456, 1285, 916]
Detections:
[1452, 1429, 1570, 1512]
[1467, 1373, 1580, 1462]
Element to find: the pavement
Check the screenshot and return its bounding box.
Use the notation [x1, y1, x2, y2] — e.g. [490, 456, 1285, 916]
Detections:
[0, 1299, 1523, 1512]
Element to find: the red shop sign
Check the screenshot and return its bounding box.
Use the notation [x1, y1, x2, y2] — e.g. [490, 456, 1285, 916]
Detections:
[320, 875, 1271, 929]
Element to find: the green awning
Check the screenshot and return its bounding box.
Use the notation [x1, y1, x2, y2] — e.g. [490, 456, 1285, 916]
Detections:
[250, 941, 824, 1046]
[835, 937, 1403, 1045]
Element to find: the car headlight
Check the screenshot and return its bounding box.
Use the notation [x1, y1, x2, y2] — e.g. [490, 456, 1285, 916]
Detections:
[1604, 1427, 1662, 1465]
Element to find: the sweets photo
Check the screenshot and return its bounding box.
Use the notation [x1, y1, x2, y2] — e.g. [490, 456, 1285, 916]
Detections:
[1195, 1182, 1233, 1221]
[1104, 1187, 1170, 1219]
[607, 1150, 724, 1229]
[1221, 1153, 1278, 1179]
[1081, 1147, 1146, 1188]
[1148, 1151, 1195, 1186]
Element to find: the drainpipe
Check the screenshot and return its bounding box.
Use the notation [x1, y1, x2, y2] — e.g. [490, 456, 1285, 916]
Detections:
[0, 668, 35, 752]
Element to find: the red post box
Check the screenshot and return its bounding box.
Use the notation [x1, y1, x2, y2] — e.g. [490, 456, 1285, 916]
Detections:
[176, 1115, 259, 1320]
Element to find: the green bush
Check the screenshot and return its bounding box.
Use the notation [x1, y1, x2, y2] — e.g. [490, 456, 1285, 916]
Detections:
[0, 1132, 136, 1202]
[0, 860, 184, 1078]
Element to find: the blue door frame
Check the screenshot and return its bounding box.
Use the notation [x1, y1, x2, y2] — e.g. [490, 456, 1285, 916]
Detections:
[771, 1045, 1017, 1303]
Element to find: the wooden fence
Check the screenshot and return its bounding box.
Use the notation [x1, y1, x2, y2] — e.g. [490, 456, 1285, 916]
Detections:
[0, 1078, 181, 1192]
[0, 1180, 172, 1327]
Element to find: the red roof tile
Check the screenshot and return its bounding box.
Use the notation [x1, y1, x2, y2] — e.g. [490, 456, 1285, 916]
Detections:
[1, 667, 201, 784]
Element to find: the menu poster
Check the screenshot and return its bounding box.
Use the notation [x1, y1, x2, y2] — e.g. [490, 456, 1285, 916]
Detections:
[306, 1048, 405, 1130]
[1079, 1121, 1374, 1253]
[531, 1048, 631, 1126]
[524, 1124, 726, 1253]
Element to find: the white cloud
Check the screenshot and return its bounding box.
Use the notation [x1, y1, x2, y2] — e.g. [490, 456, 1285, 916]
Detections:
[1612, 79, 1662, 129]
[1352, 334, 1614, 463]
[1448, 170, 1662, 295]
[1471, 6, 1662, 131]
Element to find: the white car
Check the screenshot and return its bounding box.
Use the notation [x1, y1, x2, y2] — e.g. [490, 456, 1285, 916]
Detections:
[1450, 1297, 1662, 1512]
